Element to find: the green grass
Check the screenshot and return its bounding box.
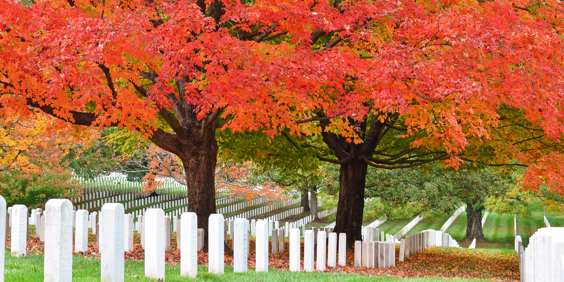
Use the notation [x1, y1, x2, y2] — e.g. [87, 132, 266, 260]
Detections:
[377, 218, 413, 236]
[4, 252, 492, 282]
[404, 213, 451, 237]
[481, 212, 514, 249]
[445, 211, 467, 242]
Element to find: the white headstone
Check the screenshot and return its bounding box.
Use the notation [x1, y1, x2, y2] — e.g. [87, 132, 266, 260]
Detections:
[75, 210, 88, 253]
[327, 233, 337, 267]
[44, 199, 73, 282]
[11, 205, 27, 257]
[124, 214, 134, 252]
[0, 196, 5, 282]
[303, 230, 314, 272]
[250, 219, 256, 238]
[256, 220, 269, 272]
[399, 238, 405, 262]
[289, 229, 301, 272]
[145, 209, 165, 280]
[317, 230, 327, 271]
[180, 212, 197, 278]
[354, 241, 362, 266]
[101, 203, 125, 282]
[234, 218, 248, 273]
[208, 214, 224, 274]
[338, 233, 346, 266]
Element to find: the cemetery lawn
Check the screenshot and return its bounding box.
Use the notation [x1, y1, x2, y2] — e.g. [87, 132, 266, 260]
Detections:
[378, 218, 413, 236]
[404, 213, 450, 236]
[482, 213, 514, 249]
[3, 251, 504, 282]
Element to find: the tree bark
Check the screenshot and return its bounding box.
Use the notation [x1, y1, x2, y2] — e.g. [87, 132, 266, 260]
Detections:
[178, 134, 218, 250]
[310, 185, 319, 220]
[333, 159, 367, 248]
[465, 199, 485, 240]
[301, 190, 310, 212]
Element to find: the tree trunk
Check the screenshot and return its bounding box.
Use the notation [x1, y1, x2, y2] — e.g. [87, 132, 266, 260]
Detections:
[333, 159, 367, 248]
[301, 190, 310, 212]
[465, 199, 485, 240]
[179, 136, 218, 250]
[310, 185, 319, 220]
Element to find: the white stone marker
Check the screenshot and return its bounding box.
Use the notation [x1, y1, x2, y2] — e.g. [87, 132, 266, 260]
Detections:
[0, 196, 5, 282]
[256, 220, 269, 272]
[145, 209, 165, 280]
[180, 212, 197, 278]
[91, 212, 97, 235]
[75, 210, 89, 253]
[399, 238, 406, 262]
[304, 230, 314, 272]
[354, 241, 362, 266]
[338, 233, 346, 266]
[124, 214, 134, 252]
[317, 230, 327, 271]
[197, 228, 204, 251]
[361, 241, 369, 267]
[278, 229, 285, 253]
[101, 203, 125, 282]
[234, 218, 248, 273]
[250, 219, 256, 238]
[289, 229, 301, 272]
[208, 214, 224, 274]
[327, 232, 337, 267]
[11, 205, 27, 257]
[44, 199, 73, 282]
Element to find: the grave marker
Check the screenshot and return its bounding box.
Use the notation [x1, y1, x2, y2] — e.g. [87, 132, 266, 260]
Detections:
[234, 218, 248, 273]
[399, 239, 405, 262]
[278, 229, 285, 253]
[304, 230, 314, 272]
[145, 209, 165, 280]
[354, 241, 362, 267]
[289, 229, 301, 272]
[317, 231, 327, 271]
[197, 228, 204, 251]
[75, 210, 89, 252]
[44, 199, 73, 282]
[124, 214, 134, 252]
[271, 229, 278, 254]
[338, 233, 346, 266]
[327, 233, 337, 267]
[208, 214, 224, 274]
[256, 220, 268, 272]
[100, 203, 125, 282]
[180, 212, 197, 278]
[11, 205, 27, 257]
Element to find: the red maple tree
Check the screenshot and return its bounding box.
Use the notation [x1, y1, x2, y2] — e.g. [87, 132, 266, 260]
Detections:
[2, 0, 564, 247]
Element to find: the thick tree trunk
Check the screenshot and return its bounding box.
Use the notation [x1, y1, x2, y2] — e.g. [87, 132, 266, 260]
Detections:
[310, 185, 319, 220]
[465, 200, 485, 240]
[333, 159, 367, 248]
[179, 137, 218, 250]
[301, 190, 310, 212]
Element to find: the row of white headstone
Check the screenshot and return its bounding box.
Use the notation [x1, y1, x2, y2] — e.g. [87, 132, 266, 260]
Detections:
[519, 227, 563, 282]
[223, 200, 302, 221]
[4, 198, 364, 281]
[397, 229, 459, 262]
